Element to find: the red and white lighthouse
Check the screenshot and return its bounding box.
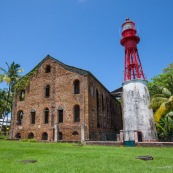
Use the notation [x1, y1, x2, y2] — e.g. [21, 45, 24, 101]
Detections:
[120, 18, 157, 142]
[121, 18, 145, 81]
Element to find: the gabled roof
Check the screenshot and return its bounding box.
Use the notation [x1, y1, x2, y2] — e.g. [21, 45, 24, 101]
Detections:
[111, 87, 122, 94]
[111, 87, 122, 98]
[41, 55, 90, 76]
[18, 54, 113, 94]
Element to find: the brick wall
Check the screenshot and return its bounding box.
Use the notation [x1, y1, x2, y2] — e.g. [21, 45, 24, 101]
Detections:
[10, 56, 122, 142]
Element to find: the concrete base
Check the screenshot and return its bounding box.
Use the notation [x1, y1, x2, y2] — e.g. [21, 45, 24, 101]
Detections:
[122, 79, 158, 141]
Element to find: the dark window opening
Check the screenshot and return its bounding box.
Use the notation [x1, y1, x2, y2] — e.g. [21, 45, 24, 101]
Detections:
[30, 111, 36, 124]
[44, 108, 49, 124]
[17, 110, 23, 125]
[102, 94, 104, 111]
[74, 80, 80, 94]
[59, 132, 63, 140]
[45, 65, 51, 73]
[74, 105, 80, 122]
[138, 132, 143, 142]
[15, 133, 21, 139]
[19, 90, 25, 101]
[42, 132, 48, 140]
[45, 85, 50, 97]
[58, 110, 63, 123]
[28, 132, 34, 139]
[96, 90, 100, 128]
[90, 83, 94, 96]
[105, 97, 109, 129]
[72, 131, 79, 135]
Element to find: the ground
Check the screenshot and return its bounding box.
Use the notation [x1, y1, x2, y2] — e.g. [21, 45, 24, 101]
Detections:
[0, 140, 173, 173]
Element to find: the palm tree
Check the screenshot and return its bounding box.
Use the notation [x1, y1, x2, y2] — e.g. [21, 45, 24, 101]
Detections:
[156, 111, 173, 141]
[0, 62, 23, 129]
[149, 86, 173, 122]
[0, 89, 9, 118]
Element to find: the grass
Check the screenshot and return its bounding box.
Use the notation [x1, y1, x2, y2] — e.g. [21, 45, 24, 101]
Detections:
[0, 140, 173, 173]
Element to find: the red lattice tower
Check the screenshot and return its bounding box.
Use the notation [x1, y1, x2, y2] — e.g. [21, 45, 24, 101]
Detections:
[120, 18, 145, 81]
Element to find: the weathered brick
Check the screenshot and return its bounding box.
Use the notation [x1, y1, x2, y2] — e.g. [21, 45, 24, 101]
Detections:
[10, 55, 122, 142]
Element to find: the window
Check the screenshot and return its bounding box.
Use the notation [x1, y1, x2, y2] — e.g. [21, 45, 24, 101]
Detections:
[72, 131, 79, 135]
[96, 89, 100, 128]
[59, 132, 63, 140]
[102, 94, 104, 111]
[28, 132, 34, 139]
[44, 108, 49, 124]
[30, 109, 36, 124]
[15, 133, 21, 139]
[74, 80, 80, 94]
[42, 132, 48, 140]
[74, 105, 80, 122]
[19, 90, 25, 101]
[45, 85, 50, 97]
[90, 83, 94, 96]
[58, 110, 63, 123]
[45, 65, 51, 73]
[17, 110, 23, 125]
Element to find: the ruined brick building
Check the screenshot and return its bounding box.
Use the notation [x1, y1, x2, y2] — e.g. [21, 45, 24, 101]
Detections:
[10, 55, 122, 141]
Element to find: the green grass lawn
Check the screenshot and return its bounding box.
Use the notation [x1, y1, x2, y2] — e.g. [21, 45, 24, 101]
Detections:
[0, 140, 173, 173]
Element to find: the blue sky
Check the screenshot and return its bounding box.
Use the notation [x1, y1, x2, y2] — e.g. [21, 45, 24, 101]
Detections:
[0, 0, 173, 91]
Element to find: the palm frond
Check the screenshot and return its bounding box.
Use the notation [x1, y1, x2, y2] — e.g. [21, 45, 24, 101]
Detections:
[154, 97, 173, 122]
[0, 67, 7, 73]
[154, 102, 167, 122]
[162, 88, 171, 97]
[149, 97, 168, 110]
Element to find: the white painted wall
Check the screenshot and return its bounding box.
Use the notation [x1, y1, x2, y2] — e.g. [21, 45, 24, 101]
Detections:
[122, 79, 157, 141]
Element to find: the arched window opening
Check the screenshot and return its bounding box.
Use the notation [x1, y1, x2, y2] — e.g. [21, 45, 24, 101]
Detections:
[90, 83, 94, 96]
[74, 105, 80, 122]
[45, 65, 51, 73]
[59, 132, 63, 140]
[30, 109, 36, 124]
[17, 110, 23, 125]
[72, 131, 79, 135]
[96, 89, 100, 128]
[102, 94, 104, 111]
[15, 133, 21, 139]
[105, 97, 109, 128]
[44, 108, 49, 124]
[45, 85, 50, 98]
[58, 107, 63, 123]
[28, 132, 34, 139]
[74, 80, 80, 94]
[42, 132, 48, 140]
[19, 90, 25, 101]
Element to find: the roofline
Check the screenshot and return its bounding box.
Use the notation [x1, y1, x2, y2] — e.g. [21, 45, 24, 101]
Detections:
[16, 54, 113, 94]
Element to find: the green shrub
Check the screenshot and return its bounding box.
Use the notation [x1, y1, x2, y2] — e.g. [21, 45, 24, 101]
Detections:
[29, 138, 37, 142]
[21, 139, 28, 142]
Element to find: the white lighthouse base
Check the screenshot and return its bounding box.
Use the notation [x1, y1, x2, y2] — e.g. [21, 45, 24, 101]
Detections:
[122, 79, 157, 142]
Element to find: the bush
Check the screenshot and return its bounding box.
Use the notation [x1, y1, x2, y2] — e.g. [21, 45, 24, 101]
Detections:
[21, 139, 28, 142]
[29, 138, 37, 142]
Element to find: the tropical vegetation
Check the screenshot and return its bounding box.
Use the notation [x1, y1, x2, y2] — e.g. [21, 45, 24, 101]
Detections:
[149, 63, 173, 141]
[0, 62, 23, 130]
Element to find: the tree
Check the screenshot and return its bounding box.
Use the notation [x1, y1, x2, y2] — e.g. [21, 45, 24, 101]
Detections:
[0, 62, 23, 129]
[148, 63, 173, 122]
[149, 87, 173, 122]
[156, 111, 173, 141]
[0, 89, 9, 118]
[148, 63, 173, 97]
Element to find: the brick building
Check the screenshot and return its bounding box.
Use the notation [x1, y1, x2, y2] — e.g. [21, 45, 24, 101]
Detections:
[10, 55, 122, 142]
